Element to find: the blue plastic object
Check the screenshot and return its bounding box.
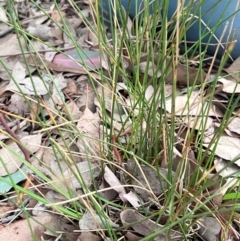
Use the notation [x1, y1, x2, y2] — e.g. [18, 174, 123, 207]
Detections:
[99, 0, 240, 60]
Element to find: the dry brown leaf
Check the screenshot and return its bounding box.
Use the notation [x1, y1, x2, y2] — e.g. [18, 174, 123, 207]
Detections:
[165, 91, 222, 117]
[63, 78, 78, 95]
[127, 159, 173, 201]
[0, 34, 26, 56]
[75, 75, 97, 111]
[0, 205, 15, 219]
[30, 102, 40, 129]
[75, 9, 90, 23]
[43, 215, 76, 236]
[139, 54, 206, 86]
[79, 210, 119, 230]
[50, 28, 64, 45]
[77, 232, 102, 241]
[120, 210, 183, 240]
[224, 56, 240, 80]
[28, 55, 88, 74]
[125, 231, 142, 241]
[63, 19, 77, 47]
[139, 61, 162, 78]
[162, 61, 206, 86]
[0, 215, 52, 241]
[104, 166, 127, 202]
[198, 217, 221, 241]
[7, 93, 29, 115]
[67, 17, 83, 29]
[183, 116, 213, 130]
[64, 100, 82, 120]
[99, 179, 118, 201]
[62, 161, 101, 191]
[27, 25, 54, 41]
[0, 134, 42, 176]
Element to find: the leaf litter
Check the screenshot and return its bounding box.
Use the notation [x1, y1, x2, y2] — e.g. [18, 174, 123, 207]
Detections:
[0, 1, 240, 241]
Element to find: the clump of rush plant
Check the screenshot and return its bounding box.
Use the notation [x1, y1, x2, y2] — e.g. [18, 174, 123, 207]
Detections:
[1, 0, 240, 240]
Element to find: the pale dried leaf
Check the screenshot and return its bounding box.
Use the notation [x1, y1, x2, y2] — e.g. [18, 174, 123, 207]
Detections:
[77, 9, 90, 22]
[126, 14, 133, 36]
[204, 135, 240, 165]
[27, 25, 53, 41]
[123, 191, 141, 208]
[224, 56, 240, 79]
[219, 177, 239, 195]
[145, 85, 154, 101]
[63, 20, 77, 47]
[104, 166, 127, 202]
[74, 75, 96, 111]
[218, 77, 240, 93]
[12, 61, 26, 82]
[227, 117, 240, 134]
[144, 84, 172, 103]
[214, 158, 240, 177]
[0, 7, 8, 22]
[165, 91, 200, 115]
[44, 49, 58, 62]
[165, 91, 222, 117]
[7, 76, 49, 95]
